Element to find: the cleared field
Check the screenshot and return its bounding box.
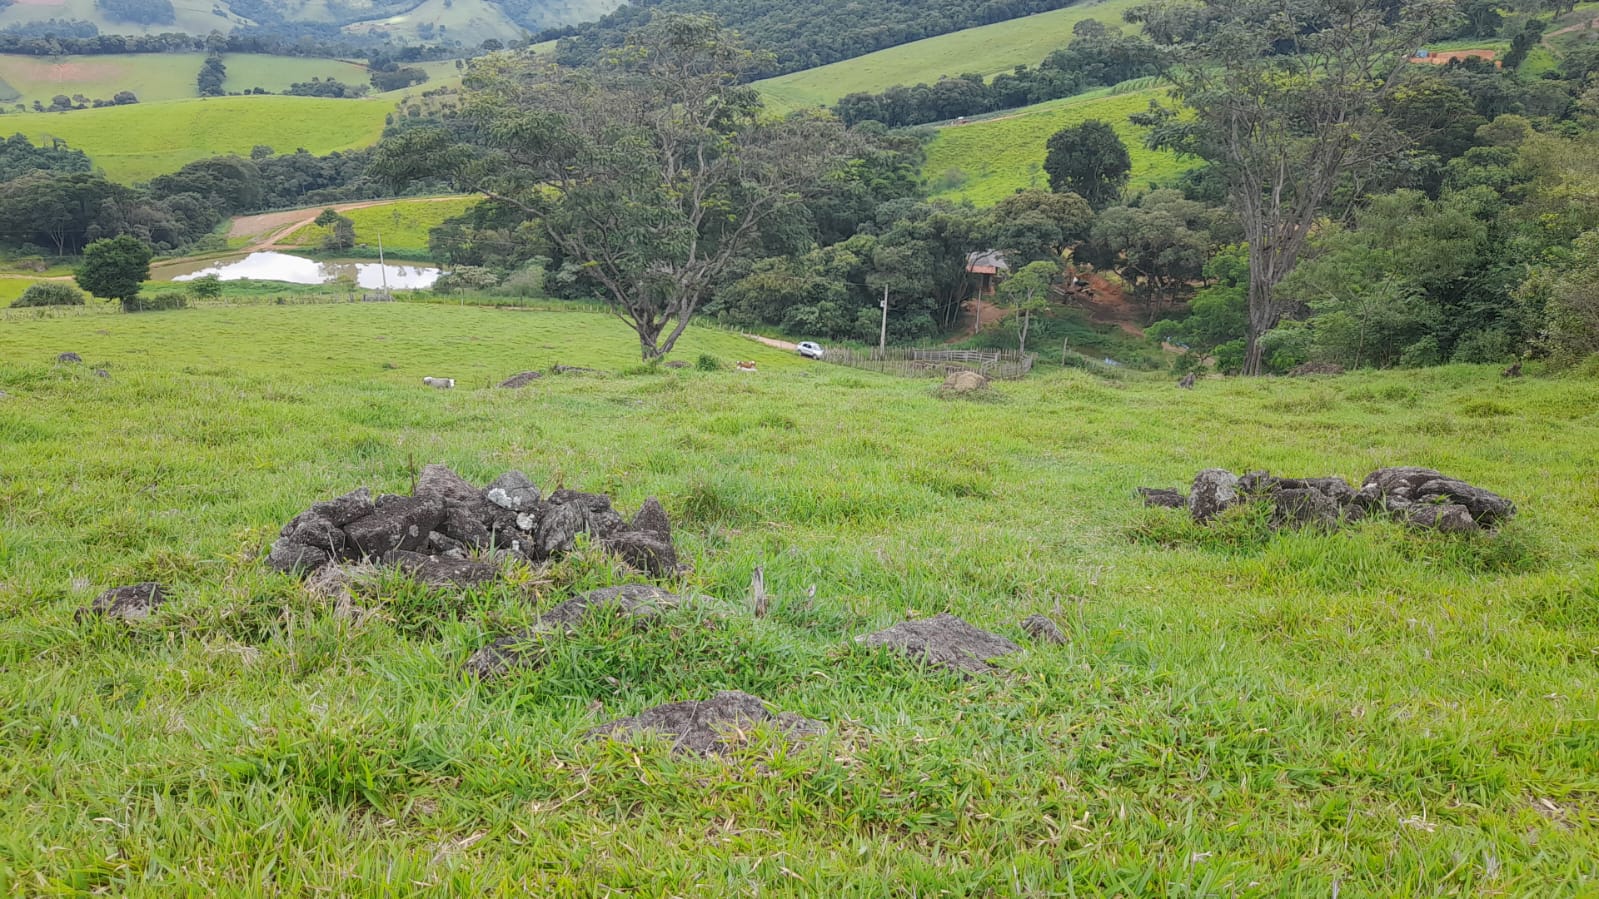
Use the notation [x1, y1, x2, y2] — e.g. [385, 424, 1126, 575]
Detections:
[755, 0, 1143, 113]
[0, 53, 373, 106]
[0, 303, 1595, 892]
[0, 0, 241, 39]
[281, 196, 478, 254]
[922, 86, 1193, 206]
[23, 95, 392, 182]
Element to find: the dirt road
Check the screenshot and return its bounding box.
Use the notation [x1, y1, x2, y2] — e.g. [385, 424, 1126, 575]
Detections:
[226, 196, 465, 253]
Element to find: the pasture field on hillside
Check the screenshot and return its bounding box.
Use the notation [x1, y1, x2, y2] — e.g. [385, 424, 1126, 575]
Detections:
[1, 303, 1597, 893]
[0, 0, 237, 41]
[0, 53, 371, 107]
[283, 196, 477, 255]
[923, 87, 1192, 205]
[755, 0, 1142, 112]
[23, 96, 392, 182]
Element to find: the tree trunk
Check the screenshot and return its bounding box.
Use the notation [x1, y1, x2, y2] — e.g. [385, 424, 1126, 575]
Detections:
[1244, 242, 1286, 376]
[1019, 308, 1030, 354]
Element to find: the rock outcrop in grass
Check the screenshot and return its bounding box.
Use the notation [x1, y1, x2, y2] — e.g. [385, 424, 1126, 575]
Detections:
[267, 465, 681, 578]
[858, 613, 1021, 676]
[1141, 467, 1516, 533]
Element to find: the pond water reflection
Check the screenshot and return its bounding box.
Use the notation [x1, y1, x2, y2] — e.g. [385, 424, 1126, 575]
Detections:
[161, 252, 440, 289]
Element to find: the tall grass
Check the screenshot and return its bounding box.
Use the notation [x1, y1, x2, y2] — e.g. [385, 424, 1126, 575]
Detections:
[0, 303, 1596, 893]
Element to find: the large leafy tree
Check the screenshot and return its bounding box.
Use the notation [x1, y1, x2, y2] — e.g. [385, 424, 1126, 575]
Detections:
[374, 15, 853, 360]
[1043, 119, 1131, 208]
[994, 260, 1059, 353]
[1131, 0, 1453, 373]
[76, 234, 152, 311]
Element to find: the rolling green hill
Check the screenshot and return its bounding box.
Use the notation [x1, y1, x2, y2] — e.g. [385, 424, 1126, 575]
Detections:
[23, 94, 391, 182]
[0, 53, 373, 107]
[281, 196, 477, 254]
[921, 85, 1193, 206]
[755, 0, 1143, 113]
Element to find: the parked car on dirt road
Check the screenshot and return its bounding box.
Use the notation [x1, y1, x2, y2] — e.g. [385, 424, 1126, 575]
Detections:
[796, 341, 824, 359]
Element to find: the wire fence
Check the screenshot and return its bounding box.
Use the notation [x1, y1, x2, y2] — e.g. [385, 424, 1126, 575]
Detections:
[819, 346, 1036, 380]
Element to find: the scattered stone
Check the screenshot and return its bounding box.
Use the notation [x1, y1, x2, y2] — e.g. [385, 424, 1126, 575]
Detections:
[1288, 361, 1345, 376]
[858, 613, 1020, 676]
[1020, 614, 1067, 645]
[940, 371, 989, 393]
[464, 585, 680, 678]
[56, 352, 82, 364]
[310, 487, 377, 528]
[586, 690, 824, 756]
[551, 365, 603, 375]
[93, 369, 110, 379]
[1137, 487, 1186, 508]
[383, 550, 499, 587]
[77, 582, 164, 623]
[422, 376, 455, 389]
[1177, 372, 1197, 389]
[415, 464, 499, 549]
[1502, 362, 1522, 378]
[483, 470, 540, 512]
[663, 360, 690, 369]
[1188, 469, 1240, 523]
[498, 371, 543, 389]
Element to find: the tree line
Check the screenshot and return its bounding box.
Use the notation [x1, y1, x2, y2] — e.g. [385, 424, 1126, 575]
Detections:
[835, 21, 1158, 128]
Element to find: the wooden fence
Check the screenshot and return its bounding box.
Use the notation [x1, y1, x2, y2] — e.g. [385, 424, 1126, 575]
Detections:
[819, 346, 1036, 380]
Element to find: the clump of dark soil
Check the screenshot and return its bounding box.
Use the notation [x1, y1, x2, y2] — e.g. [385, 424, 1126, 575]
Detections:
[586, 690, 824, 756]
[857, 613, 1020, 676]
[77, 582, 164, 623]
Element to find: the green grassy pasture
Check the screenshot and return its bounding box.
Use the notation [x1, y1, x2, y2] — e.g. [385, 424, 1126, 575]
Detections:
[0, 302, 1596, 893]
[0, 53, 372, 107]
[283, 196, 478, 255]
[922, 86, 1192, 205]
[0, 0, 238, 40]
[755, 0, 1143, 113]
[22, 95, 392, 182]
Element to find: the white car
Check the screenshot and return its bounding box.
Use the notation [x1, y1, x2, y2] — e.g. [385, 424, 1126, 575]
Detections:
[796, 341, 824, 359]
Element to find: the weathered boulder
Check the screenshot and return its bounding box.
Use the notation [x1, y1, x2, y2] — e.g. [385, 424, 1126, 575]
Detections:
[858, 613, 1020, 676]
[603, 497, 678, 575]
[309, 487, 376, 528]
[1020, 614, 1067, 645]
[464, 585, 680, 679]
[77, 582, 164, 622]
[941, 371, 989, 393]
[1269, 487, 1343, 531]
[278, 510, 346, 554]
[1137, 487, 1186, 508]
[1177, 372, 1197, 389]
[56, 352, 82, 364]
[1188, 469, 1240, 523]
[586, 690, 824, 756]
[1360, 467, 1515, 528]
[413, 465, 500, 549]
[535, 490, 624, 558]
[497, 371, 543, 389]
[483, 470, 540, 513]
[1401, 502, 1478, 533]
[267, 539, 332, 575]
[343, 494, 446, 558]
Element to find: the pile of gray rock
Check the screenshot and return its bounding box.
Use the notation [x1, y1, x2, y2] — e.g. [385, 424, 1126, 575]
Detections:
[267, 465, 679, 579]
[1141, 466, 1516, 533]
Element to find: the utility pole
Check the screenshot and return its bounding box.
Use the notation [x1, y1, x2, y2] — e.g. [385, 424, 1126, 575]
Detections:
[878, 284, 889, 356]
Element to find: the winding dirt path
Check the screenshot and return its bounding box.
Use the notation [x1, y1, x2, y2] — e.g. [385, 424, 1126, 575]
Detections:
[226, 196, 465, 253]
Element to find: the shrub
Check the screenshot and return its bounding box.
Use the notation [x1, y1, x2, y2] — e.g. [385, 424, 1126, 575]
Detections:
[11, 281, 85, 307]
[433, 266, 500, 293]
[695, 353, 722, 372]
[189, 274, 223, 301]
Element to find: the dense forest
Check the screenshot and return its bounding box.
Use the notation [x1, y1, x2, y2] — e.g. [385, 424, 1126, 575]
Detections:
[545, 0, 1087, 77]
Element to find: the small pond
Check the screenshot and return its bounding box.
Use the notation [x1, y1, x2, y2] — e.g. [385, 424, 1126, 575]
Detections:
[159, 252, 440, 289]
